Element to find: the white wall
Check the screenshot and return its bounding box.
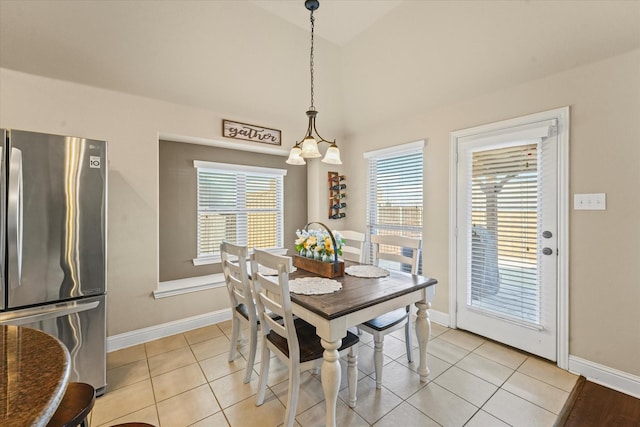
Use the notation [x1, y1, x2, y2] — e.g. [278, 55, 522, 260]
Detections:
[339, 50, 640, 379]
[2, 44, 638, 394]
[0, 68, 334, 336]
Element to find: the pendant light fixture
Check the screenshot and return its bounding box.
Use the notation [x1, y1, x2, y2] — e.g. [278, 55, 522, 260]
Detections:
[286, 0, 342, 166]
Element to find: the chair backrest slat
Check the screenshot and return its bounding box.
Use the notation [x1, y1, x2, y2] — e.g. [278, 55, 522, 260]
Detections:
[336, 230, 366, 263]
[371, 234, 421, 275]
[256, 276, 288, 339]
[221, 242, 257, 323]
[250, 249, 299, 362]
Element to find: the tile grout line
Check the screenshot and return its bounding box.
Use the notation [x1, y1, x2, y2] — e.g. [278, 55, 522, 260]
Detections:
[102, 322, 574, 427]
[188, 327, 233, 427]
[144, 339, 163, 427]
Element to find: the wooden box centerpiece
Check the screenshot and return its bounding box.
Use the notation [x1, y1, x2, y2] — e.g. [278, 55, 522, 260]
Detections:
[293, 255, 344, 278]
[294, 221, 345, 278]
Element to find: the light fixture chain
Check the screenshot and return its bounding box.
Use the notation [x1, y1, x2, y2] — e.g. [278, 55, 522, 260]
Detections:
[309, 9, 315, 109]
[287, 0, 341, 166]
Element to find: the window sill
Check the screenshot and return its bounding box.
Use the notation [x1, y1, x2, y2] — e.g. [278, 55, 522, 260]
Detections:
[154, 273, 226, 299]
[193, 256, 219, 266]
[160, 248, 289, 299]
[192, 248, 288, 266]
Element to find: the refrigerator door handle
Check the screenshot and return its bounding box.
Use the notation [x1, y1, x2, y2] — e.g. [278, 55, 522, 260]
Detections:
[0, 300, 100, 325]
[0, 143, 4, 304]
[8, 147, 23, 288]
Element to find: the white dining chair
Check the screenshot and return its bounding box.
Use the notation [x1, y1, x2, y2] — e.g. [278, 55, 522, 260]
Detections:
[336, 229, 366, 263]
[250, 249, 359, 427]
[220, 241, 259, 384]
[358, 234, 421, 389]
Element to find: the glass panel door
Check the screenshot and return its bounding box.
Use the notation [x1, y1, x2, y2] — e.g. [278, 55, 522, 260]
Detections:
[456, 122, 558, 361]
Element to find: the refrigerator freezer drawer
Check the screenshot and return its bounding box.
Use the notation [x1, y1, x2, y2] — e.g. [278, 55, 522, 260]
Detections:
[0, 294, 107, 395]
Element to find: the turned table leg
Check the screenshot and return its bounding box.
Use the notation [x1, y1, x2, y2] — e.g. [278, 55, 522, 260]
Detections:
[415, 301, 431, 382]
[320, 338, 341, 427]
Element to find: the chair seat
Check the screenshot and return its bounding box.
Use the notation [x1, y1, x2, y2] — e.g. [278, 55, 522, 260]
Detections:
[361, 307, 409, 331]
[267, 318, 359, 363]
[236, 304, 282, 323]
[46, 382, 95, 427]
[235, 303, 251, 320]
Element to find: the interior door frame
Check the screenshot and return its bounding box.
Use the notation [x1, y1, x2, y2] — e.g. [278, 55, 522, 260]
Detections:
[448, 107, 570, 369]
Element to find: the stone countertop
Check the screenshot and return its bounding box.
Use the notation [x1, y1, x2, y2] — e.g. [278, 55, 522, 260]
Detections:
[0, 324, 71, 426]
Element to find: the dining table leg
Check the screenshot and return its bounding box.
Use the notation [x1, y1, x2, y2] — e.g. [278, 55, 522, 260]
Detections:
[320, 338, 341, 427]
[415, 301, 432, 382]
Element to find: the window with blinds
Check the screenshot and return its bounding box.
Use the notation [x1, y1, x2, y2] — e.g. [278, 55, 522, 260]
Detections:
[364, 141, 424, 272]
[194, 161, 285, 263]
[469, 143, 539, 323]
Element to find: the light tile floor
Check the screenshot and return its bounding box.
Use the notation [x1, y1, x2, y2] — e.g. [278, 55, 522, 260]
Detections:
[92, 321, 577, 427]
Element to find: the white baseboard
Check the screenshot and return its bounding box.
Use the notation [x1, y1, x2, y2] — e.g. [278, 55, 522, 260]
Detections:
[107, 308, 640, 400]
[428, 309, 450, 327]
[569, 355, 640, 399]
[109, 306, 450, 353]
[107, 309, 232, 352]
[108, 306, 450, 352]
[425, 309, 640, 399]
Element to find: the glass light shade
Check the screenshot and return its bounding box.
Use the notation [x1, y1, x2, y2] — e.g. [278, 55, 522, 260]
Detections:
[300, 136, 321, 158]
[286, 146, 306, 165]
[321, 144, 342, 165]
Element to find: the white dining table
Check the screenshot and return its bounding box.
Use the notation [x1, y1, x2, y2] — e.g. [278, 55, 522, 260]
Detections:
[288, 261, 437, 427]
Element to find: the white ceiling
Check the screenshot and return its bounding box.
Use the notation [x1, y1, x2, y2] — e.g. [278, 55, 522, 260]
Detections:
[1, 1, 639, 134]
[250, 0, 403, 46]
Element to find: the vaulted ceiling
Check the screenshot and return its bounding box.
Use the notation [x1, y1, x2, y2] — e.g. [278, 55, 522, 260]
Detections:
[1, 1, 638, 135]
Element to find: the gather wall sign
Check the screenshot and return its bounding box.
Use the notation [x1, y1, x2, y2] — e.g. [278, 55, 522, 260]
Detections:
[222, 119, 281, 146]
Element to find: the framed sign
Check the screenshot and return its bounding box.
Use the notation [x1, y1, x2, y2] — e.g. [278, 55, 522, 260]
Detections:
[222, 119, 281, 146]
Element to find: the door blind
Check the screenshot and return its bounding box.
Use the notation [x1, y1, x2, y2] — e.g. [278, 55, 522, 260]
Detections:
[468, 143, 540, 324]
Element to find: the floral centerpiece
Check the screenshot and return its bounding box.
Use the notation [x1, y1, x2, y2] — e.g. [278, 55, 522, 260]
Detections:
[293, 223, 346, 278]
[295, 228, 344, 263]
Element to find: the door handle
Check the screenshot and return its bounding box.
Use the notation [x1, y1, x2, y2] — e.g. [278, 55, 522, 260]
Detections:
[0, 300, 100, 325]
[8, 147, 23, 288]
[0, 144, 4, 295]
[542, 247, 553, 256]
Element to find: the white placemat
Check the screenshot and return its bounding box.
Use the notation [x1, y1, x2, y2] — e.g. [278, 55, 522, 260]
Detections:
[345, 265, 390, 278]
[288, 277, 342, 295]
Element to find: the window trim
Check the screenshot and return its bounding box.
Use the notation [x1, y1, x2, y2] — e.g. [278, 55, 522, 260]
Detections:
[155, 248, 288, 299]
[363, 139, 425, 160]
[448, 106, 570, 369]
[364, 140, 425, 269]
[192, 160, 287, 265]
[193, 160, 288, 177]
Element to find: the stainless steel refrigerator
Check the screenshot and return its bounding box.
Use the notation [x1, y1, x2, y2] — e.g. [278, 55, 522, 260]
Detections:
[0, 129, 107, 395]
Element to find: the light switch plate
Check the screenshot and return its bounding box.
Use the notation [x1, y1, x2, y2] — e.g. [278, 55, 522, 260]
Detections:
[574, 193, 606, 210]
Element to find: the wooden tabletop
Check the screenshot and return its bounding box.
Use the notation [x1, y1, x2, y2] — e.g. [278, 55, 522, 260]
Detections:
[0, 324, 71, 427]
[289, 261, 438, 320]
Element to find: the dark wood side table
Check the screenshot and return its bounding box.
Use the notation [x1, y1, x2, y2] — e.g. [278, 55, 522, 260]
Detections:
[0, 324, 71, 426]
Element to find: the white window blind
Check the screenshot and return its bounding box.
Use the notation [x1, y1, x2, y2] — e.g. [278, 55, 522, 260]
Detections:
[468, 142, 540, 323]
[365, 141, 424, 272]
[194, 161, 285, 264]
